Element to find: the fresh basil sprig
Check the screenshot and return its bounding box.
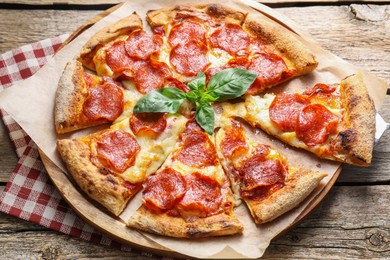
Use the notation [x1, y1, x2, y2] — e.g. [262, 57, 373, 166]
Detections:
[133, 68, 257, 134]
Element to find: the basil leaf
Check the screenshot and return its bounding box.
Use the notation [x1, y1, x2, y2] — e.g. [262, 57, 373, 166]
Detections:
[207, 68, 257, 101]
[133, 87, 186, 114]
[188, 72, 206, 92]
[195, 102, 215, 135]
[185, 91, 198, 103]
[201, 93, 218, 103]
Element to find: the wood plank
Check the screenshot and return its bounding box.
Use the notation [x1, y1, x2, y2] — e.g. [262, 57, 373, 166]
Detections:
[0, 9, 100, 54]
[1, 185, 389, 258]
[266, 185, 390, 258]
[1, 0, 390, 5]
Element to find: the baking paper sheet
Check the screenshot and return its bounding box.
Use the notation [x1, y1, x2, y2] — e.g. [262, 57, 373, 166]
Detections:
[0, 0, 387, 258]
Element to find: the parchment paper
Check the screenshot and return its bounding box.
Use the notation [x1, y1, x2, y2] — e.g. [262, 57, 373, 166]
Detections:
[0, 0, 387, 258]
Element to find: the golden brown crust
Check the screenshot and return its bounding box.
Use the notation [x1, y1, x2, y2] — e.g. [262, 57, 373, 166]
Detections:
[243, 14, 318, 78]
[146, 3, 247, 28]
[335, 73, 375, 166]
[54, 60, 107, 134]
[78, 13, 143, 71]
[57, 137, 140, 216]
[127, 205, 243, 238]
[246, 169, 327, 224]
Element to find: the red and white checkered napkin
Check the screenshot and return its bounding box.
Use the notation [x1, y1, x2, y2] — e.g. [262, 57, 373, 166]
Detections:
[0, 36, 164, 258]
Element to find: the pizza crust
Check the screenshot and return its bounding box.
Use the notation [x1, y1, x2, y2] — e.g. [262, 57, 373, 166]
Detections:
[335, 73, 375, 166]
[146, 3, 247, 28]
[54, 60, 108, 134]
[127, 205, 243, 238]
[79, 13, 143, 71]
[57, 137, 140, 216]
[246, 169, 327, 224]
[243, 14, 318, 77]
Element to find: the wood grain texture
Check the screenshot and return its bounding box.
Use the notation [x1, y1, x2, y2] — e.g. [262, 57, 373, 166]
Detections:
[1, 0, 390, 4]
[0, 9, 100, 54]
[1, 185, 389, 259]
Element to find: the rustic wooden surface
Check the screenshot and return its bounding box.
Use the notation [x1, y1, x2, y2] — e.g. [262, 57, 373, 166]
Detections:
[1, 0, 390, 5]
[0, 2, 389, 259]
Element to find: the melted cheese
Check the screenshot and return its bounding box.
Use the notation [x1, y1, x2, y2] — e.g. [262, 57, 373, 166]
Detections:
[94, 114, 188, 183]
[159, 144, 227, 186]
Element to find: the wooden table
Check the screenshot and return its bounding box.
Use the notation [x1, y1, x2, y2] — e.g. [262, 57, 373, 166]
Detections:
[0, 1, 389, 258]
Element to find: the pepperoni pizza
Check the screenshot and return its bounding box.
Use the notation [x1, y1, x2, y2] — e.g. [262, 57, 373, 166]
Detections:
[54, 3, 375, 239]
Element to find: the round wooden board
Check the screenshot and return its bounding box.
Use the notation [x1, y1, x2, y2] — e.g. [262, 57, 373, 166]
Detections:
[41, 3, 342, 258]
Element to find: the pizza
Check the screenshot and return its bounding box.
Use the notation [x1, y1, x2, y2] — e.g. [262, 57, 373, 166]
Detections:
[54, 3, 375, 239]
[220, 73, 376, 166]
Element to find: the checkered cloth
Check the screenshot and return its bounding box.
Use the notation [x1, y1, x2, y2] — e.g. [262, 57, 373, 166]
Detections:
[0, 35, 165, 258]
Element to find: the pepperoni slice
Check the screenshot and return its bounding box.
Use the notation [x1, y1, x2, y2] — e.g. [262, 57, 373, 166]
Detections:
[96, 130, 140, 173]
[303, 83, 336, 97]
[124, 30, 163, 60]
[220, 120, 248, 159]
[177, 172, 222, 218]
[129, 113, 167, 139]
[170, 40, 210, 76]
[168, 21, 206, 47]
[247, 53, 294, 94]
[174, 10, 211, 25]
[83, 81, 124, 121]
[205, 57, 249, 81]
[174, 120, 218, 167]
[209, 23, 250, 55]
[296, 104, 340, 146]
[143, 168, 186, 213]
[241, 182, 284, 201]
[269, 93, 309, 132]
[83, 72, 102, 87]
[152, 26, 165, 36]
[239, 157, 286, 191]
[134, 59, 172, 94]
[165, 78, 190, 93]
[303, 83, 340, 108]
[105, 41, 140, 75]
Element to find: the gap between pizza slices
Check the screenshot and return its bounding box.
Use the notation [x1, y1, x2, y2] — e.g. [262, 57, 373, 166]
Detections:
[54, 3, 375, 238]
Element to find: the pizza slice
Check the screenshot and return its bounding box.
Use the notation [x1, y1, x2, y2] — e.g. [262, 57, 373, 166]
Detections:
[78, 13, 143, 71]
[55, 60, 127, 134]
[127, 119, 243, 238]
[215, 118, 327, 224]
[221, 73, 376, 166]
[55, 59, 179, 134]
[57, 113, 188, 216]
[146, 3, 318, 94]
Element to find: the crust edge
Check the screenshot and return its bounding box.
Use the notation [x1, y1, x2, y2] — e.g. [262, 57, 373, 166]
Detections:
[246, 168, 327, 224]
[243, 14, 318, 76]
[54, 60, 108, 134]
[336, 73, 376, 166]
[127, 205, 243, 238]
[146, 3, 247, 28]
[78, 13, 143, 71]
[57, 138, 140, 216]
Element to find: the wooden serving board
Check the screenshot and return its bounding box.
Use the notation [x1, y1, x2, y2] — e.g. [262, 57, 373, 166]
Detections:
[40, 2, 342, 258]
